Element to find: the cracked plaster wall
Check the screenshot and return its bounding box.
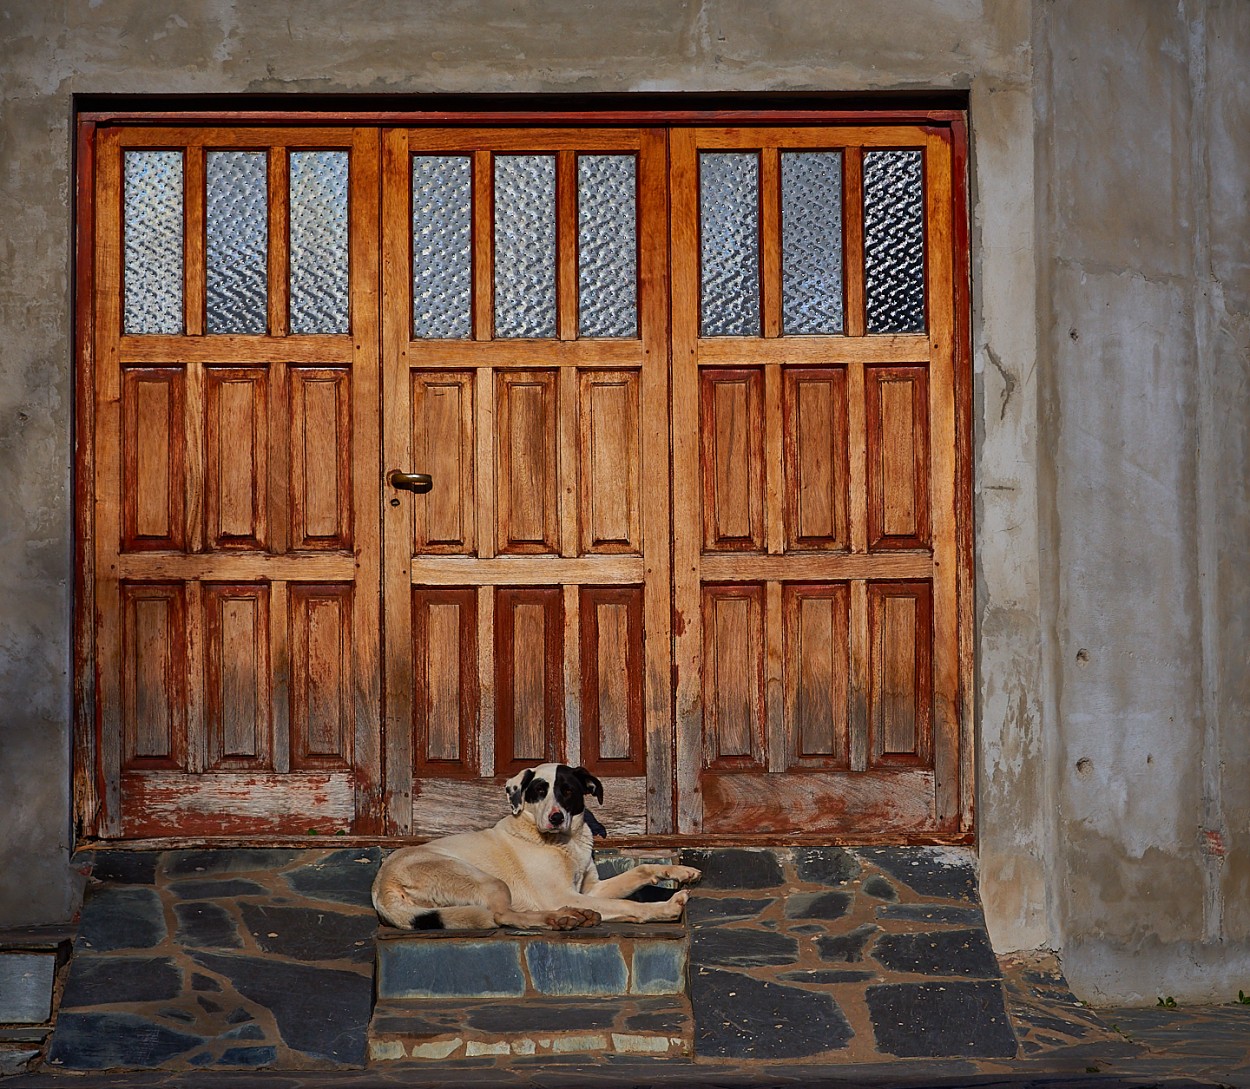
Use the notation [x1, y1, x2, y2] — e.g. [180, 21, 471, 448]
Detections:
[0, 0, 1244, 1003]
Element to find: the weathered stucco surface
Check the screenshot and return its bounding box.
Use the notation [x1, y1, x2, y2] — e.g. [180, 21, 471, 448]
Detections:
[0, 0, 1245, 1003]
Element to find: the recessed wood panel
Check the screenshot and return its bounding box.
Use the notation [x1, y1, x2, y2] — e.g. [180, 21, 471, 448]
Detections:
[701, 369, 764, 551]
[702, 584, 765, 769]
[122, 369, 185, 551]
[496, 371, 559, 554]
[206, 368, 268, 550]
[121, 582, 186, 770]
[495, 587, 564, 775]
[413, 588, 478, 775]
[413, 371, 474, 553]
[289, 583, 353, 768]
[784, 583, 851, 768]
[580, 586, 644, 775]
[290, 367, 351, 550]
[867, 365, 930, 550]
[784, 368, 849, 550]
[203, 582, 271, 769]
[579, 370, 641, 554]
[868, 580, 933, 767]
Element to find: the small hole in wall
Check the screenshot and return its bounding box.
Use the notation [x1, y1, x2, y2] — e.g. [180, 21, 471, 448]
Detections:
[1076, 648, 1090, 665]
[1075, 757, 1093, 778]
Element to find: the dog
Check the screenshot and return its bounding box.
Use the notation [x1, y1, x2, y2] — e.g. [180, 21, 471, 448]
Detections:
[372, 763, 700, 930]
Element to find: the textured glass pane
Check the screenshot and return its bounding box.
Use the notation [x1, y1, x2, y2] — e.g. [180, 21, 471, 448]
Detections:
[700, 152, 760, 337]
[781, 151, 844, 335]
[864, 149, 926, 334]
[289, 150, 349, 334]
[206, 151, 268, 335]
[577, 154, 637, 338]
[494, 155, 556, 338]
[123, 151, 184, 335]
[413, 155, 472, 339]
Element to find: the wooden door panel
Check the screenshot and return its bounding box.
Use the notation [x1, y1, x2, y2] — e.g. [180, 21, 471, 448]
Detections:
[91, 125, 381, 837]
[672, 124, 969, 838]
[383, 126, 671, 836]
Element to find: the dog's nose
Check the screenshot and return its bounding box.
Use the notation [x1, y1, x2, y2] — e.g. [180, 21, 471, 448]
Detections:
[549, 810, 564, 826]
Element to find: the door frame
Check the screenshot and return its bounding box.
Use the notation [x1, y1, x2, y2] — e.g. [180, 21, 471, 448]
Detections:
[72, 99, 973, 846]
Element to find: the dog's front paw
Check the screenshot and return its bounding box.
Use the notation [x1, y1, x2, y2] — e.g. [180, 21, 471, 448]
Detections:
[660, 865, 701, 886]
[547, 907, 601, 930]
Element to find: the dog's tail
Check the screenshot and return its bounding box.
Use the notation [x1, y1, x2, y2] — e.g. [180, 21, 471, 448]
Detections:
[373, 884, 496, 930]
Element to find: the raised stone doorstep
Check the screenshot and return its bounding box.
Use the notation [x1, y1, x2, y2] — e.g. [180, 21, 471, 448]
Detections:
[370, 921, 692, 1062]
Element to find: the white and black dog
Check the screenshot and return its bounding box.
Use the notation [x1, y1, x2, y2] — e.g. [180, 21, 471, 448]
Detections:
[372, 763, 700, 930]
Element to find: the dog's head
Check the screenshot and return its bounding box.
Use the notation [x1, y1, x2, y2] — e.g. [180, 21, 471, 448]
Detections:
[504, 763, 604, 836]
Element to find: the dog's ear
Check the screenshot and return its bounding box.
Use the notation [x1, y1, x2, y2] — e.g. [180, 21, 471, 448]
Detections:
[505, 768, 535, 815]
[573, 766, 604, 805]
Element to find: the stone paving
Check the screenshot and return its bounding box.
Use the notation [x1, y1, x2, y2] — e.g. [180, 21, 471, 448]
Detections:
[8, 844, 1249, 1087]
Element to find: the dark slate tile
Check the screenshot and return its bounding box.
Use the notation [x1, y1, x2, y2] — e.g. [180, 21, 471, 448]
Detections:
[779, 969, 878, 984]
[793, 847, 861, 886]
[217, 1045, 277, 1066]
[872, 928, 1001, 979]
[816, 923, 879, 963]
[862, 875, 899, 901]
[692, 927, 799, 968]
[191, 973, 222, 992]
[526, 940, 628, 996]
[240, 903, 376, 964]
[76, 886, 166, 951]
[691, 968, 853, 1058]
[866, 980, 1018, 1057]
[60, 955, 182, 1008]
[79, 851, 159, 885]
[631, 942, 686, 994]
[784, 891, 852, 921]
[877, 903, 985, 925]
[680, 849, 783, 890]
[223, 1023, 265, 1041]
[855, 848, 979, 902]
[225, 1007, 253, 1024]
[623, 998, 692, 1034]
[197, 997, 222, 1013]
[686, 896, 773, 927]
[282, 849, 381, 907]
[169, 879, 269, 900]
[191, 952, 370, 1065]
[467, 1003, 620, 1033]
[0, 953, 55, 1023]
[376, 940, 525, 1000]
[174, 902, 243, 950]
[46, 1011, 203, 1069]
[164, 849, 303, 877]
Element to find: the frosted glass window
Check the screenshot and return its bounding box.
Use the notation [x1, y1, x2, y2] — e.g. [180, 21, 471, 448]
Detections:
[289, 151, 349, 334]
[577, 155, 637, 338]
[123, 150, 184, 335]
[781, 151, 844, 335]
[413, 155, 472, 339]
[494, 155, 556, 338]
[864, 149, 926, 334]
[206, 151, 268, 335]
[699, 152, 760, 337]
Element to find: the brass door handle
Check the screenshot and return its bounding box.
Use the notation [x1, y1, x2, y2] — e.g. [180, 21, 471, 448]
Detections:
[388, 470, 433, 493]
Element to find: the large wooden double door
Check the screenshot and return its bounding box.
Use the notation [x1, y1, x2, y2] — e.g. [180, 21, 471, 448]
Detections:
[80, 114, 970, 842]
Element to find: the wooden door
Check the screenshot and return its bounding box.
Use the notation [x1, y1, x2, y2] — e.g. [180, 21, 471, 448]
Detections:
[379, 129, 673, 836]
[670, 126, 971, 836]
[88, 126, 383, 836]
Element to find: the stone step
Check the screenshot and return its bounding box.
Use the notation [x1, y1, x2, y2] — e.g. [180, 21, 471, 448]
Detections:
[0, 926, 73, 1076]
[369, 994, 693, 1062]
[374, 921, 688, 1001]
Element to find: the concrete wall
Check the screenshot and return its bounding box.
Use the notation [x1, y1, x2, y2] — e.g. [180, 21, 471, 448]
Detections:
[0, 0, 1244, 1003]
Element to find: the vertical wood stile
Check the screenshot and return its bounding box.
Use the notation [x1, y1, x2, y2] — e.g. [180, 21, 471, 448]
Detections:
[556, 150, 578, 342]
[760, 147, 781, 339]
[185, 145, 206, 338]
[639, 128, 674, 833]
[94, 127, 124, 835]
[268, 145, 289, 338]
[184, 362, 206, 553]
[563, 582, 581, 767]
[925, 130, 960, 827]
[844, 147, 865, 338]
[267, 363, 291, 555]
[473, 149, 493, 340]
[558, 365, 578, 557]
[184, 580, 205, 774]
[765, 580, 784, 772]
[478, 586, 495, 777]
[849, 578, 869, 772]
[476, 367, 497, 559]
[269, 579, 290, 773]
[350, 127, 383, 833]
[670, 129, 703, 834]
[764, 363, 784, 555]
[380, 128, 414, 833]
[848, 361, 869, 554]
